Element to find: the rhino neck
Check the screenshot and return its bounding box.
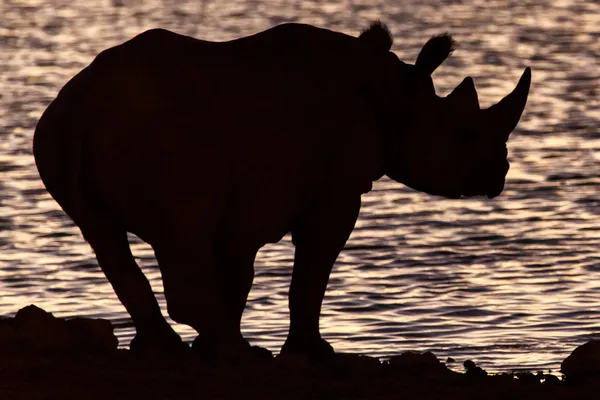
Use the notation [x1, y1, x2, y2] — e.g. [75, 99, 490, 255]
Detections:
[374, 57, 413, 179]
[377, 60, 444, 184]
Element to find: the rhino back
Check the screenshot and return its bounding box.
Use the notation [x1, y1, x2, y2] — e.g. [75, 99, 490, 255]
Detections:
[73, 25, 384, 245]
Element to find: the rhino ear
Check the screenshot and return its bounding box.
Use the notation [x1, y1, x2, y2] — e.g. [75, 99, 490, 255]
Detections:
[359, 21, 393, 52]
[446, 76, 480, 114]
[415, 33, 455, 75]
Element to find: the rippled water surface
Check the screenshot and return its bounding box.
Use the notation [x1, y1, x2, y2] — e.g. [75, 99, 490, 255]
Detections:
[1, 0, 599, 372]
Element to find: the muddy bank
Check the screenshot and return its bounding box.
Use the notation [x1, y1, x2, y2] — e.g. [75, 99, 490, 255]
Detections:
[1, 305, 598, 399]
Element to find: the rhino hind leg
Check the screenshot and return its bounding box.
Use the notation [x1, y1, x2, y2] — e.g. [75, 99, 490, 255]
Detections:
[282, 196, 361, 358]
[83, 227, 185, 354]
[213, 239, 257, 333]
[154, 242, 252, 360]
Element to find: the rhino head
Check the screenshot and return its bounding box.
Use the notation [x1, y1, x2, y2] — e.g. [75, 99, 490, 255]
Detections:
[380, 33, 531, 199]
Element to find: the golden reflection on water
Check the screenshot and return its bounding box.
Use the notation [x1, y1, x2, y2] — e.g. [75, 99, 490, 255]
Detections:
[0, 0, 599, 372]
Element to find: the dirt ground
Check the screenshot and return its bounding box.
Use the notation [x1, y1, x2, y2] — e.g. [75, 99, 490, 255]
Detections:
[1, 306, 599, 399]
[0, 350, 598, 399]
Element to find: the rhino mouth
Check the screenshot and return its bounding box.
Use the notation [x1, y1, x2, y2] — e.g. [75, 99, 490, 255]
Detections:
[483, 177, 507, 199]
[486, 160, 510, 198]
[459, 176, 505, 199]
[486, 186, 504, 199]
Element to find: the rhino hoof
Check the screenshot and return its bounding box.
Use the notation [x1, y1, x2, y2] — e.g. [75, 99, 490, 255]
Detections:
[130, 326, 189, 357]
[251, 345, 274, 360]
[280, 336, 334, 360]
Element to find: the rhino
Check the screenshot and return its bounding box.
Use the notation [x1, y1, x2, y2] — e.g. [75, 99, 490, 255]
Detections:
[33, 22, 530, 359]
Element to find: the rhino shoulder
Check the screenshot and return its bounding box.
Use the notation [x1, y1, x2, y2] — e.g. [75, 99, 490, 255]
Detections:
[92, 28, 197, 65]
[129, 28, 178, 42]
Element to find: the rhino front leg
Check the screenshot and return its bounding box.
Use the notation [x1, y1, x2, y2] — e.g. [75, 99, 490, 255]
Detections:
[188, 238, 261, 359]
[282, 195, 361, 358]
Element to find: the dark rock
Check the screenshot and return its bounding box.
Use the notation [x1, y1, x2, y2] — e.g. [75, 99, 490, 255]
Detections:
[0, 319, 19, 351]
[250, 345, 274, 361]
[274, 352, 381, 381]
[390, 351, 439, 370]
[515, 371, 540, 385]
[388, 351, 453, 379]
[326, 353, 381, 379]
[192, 337, 272, 366]
[561, 340, 600, 383]
[274, 351, 310, 373]
[446, 357, 456, 363]
[543, 374, 562, 385]
[489, 372, 516, 384]
[463, 359, 487, 378]
[66, 317, 118, 353]
[5, 305, 118, 356]
[14, 305, 72, 353]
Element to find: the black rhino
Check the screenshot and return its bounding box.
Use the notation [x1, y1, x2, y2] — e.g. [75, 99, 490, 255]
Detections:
[33, 22, 530, 359]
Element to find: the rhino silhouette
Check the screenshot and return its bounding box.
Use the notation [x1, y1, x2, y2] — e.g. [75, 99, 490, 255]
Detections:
[33, 22, 530, 359]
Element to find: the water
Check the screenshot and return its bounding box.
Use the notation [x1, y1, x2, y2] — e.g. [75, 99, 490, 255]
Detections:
[1, 0, 599, 373]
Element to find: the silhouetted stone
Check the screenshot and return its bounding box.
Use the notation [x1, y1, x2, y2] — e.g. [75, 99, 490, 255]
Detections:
[562, 340, 600, 383]
[389, 351, 437, 369]
[274, 351, 311, 373]
[0, 306, 595, 400]
[250, 345, 274, 361]
[543, 374, 562, 385]
[463, 360, 487, 378]
[14, 305, 72, 353]
[488, 372, 516, 385]
[515, 371, 540, 385]
[388, 351, 452, 379]
[326, 353, 381, 379]
[66, 317, 118, 353]
[0, 319, 19, 351]
[4, 305, 119, 356]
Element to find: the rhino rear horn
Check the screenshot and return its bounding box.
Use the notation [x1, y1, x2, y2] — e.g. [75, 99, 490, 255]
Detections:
[447, 76, 480, 114]
[483, 67, 531, 141]
[415, 33, 455, 75]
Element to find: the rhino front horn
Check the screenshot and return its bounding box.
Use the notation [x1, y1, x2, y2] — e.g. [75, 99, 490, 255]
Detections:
[484, 67, 531, 141]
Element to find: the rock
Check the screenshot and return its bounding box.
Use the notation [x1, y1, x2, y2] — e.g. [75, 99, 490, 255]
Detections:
[275, 351, 311, 372]
[250, 345, 274, 361]
[388, 351, 452, 379]
[327, 353, 381, 379]
[0, 319, 19, 350]
[561, 340, 600, 383]
[5, 305, 119, 356]
[191, 337, 271, 366]
[515, 371, 540, 385]
[66, 317, 119, 353]
[542, 374, 561, 385]
[274, 352, 381, 381]
[14, 305, 72, 354]
[389, 351, 438, 370]
[463, 359, 487, 378]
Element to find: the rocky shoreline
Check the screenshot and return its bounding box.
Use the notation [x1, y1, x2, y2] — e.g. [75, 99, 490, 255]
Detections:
[1, 305, 599, 399]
